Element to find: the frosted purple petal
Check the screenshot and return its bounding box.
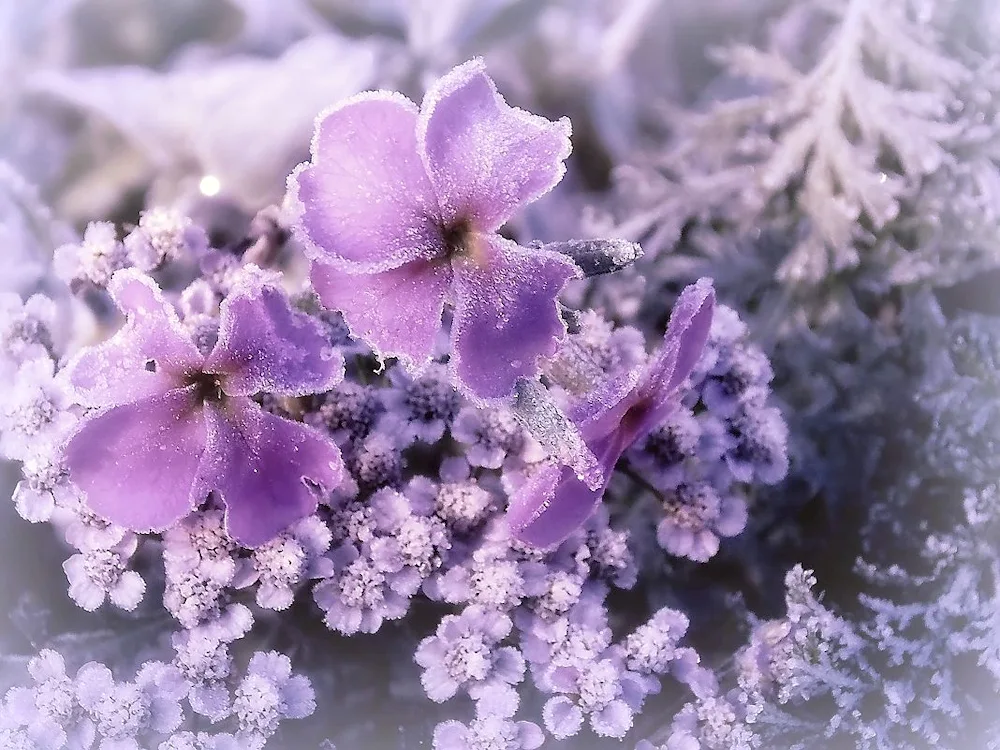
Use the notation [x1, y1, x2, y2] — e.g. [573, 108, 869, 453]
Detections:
[206, 269, 344, 396]
[310, 258, 450, 369]
[509, 280, 715, 546]
[418, 58, 572, 232]
[451, 236, 578, 401]
[291, 92, 443, 272]
[62, 270, 202, 409]
[199, 398, 344, 547]
[639, 277, 716, 413]
[65, 385, 208, 531]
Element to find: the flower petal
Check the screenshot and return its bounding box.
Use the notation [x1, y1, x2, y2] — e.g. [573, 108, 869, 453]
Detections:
[642, 278, 715, 406]
[451, 236, 577, 402]
[579, 279, 715, 450]
[310, 258, 450, 371]
[207, 267, 344, 396]
[62, 270, 202, 409]
[199, 397, 344, 547]
[290, 91, 444, 272]
[505, 463, 603, 549]
[418, 58, 572, 231]
[64, 386, 208, 531]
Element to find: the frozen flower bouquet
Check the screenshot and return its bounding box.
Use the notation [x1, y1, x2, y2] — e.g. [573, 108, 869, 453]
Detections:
[2, 1, 997, 749]
[0, 59, 787, 748]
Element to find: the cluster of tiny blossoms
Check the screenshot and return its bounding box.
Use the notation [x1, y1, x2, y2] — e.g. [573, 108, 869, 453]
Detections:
[0, 61, 789, 748]
[0, 609, 315, 749]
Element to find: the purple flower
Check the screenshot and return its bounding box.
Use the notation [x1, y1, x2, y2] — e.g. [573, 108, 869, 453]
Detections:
[3, 650, 94, 750]
[381, 363, 461, 444]
[232, 652, 315, 744]
[655, 482, 747, 562]
[61, 267, 345, 546]
[0, 292, 57, 373]
[75, 661, 187, 749]
[123, 207, 207, 272]
[63, 537, 145, 612]
[415, 605, 525, 702]
[54, 221, 127, 289]
[506, 279, 716, 547]
[623, 608, 691, 676]
[2, 357, 76, 461]
[433, 684, 543, 750]
[248, 515, 333, 610]
[13, 451, 80, 523]
[451, 406, 526, 469]
[543, 655, 653, 739]
[290, 58, 580, 402]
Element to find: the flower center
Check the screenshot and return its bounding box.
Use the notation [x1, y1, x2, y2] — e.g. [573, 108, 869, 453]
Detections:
[190, 371, 226, 403]
[441, 217, 490, 265]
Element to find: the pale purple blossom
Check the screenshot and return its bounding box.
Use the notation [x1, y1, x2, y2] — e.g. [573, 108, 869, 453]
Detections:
[172, 605, 253, 721]
[543, 655, 654, 739]
[381, 362, 461, 444]
[124, 207, 208, 271]
[624, 608, 691, 676]
[12, 451, 80, 523]
[305, 381, 383, 447]
[232, 652, 315, 744]
[314, 543, 414, 635]
[1, 357, 76, 461]
[248, 514, 333, 610]
[433, 685, 543, 750]
[585, 517, 639, 589]
[506, 278, 715, 548]
[348, 430, 404, 492]
[629, 407, 702, 489]
[62, 267, 345, 546]
[451, 407, 526, 469]
[54, 222, 128, 289]
[655, 482, 748, 563]
[63, 537, 145, 612]
[415, 606, 525, 702]
[75, 661, 187, 750]
[164, 557, 238, 629]
[290, 58, 579, 401]
[0, 292, 57, 373]
[722, 404, 790, 485]
[427, 541, 548, 611]
[2, 650, 94, 750]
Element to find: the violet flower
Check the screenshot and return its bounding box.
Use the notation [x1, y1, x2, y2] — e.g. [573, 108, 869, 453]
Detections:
[506, 279, 715, 547]
[62, 267, 345, 547]
[290, 58, 580, 402]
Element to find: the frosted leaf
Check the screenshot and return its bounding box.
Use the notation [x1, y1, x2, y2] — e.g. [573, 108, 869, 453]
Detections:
[540, 238, 643, 277]
[512, 378, 601, 488]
